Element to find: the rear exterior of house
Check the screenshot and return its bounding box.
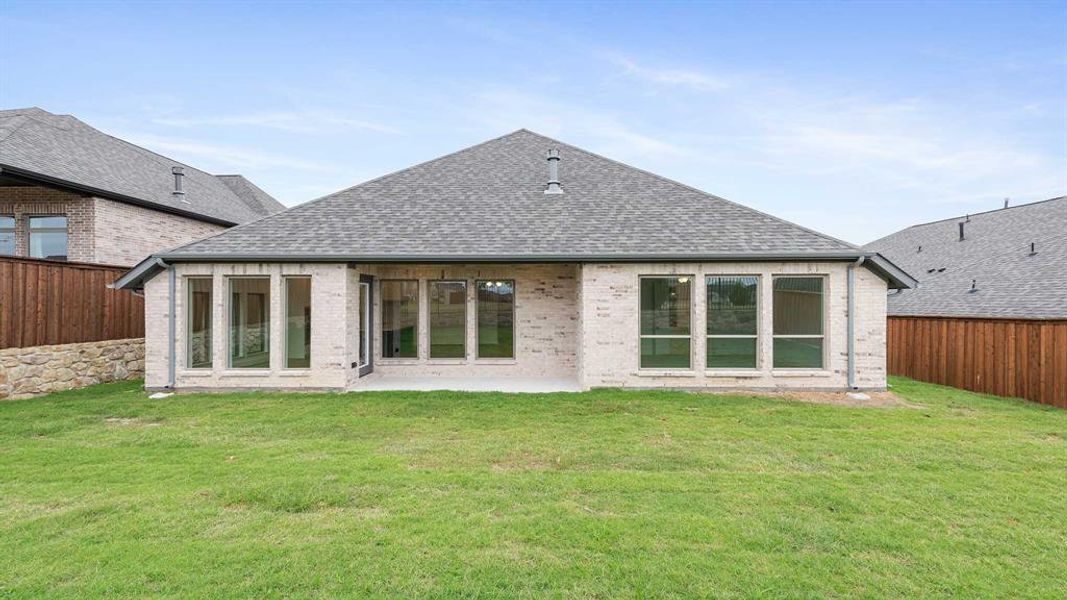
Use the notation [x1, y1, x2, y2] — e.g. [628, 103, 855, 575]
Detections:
[119, 130, 913, 392]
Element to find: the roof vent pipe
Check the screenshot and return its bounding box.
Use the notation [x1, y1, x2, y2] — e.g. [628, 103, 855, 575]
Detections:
[1029, 242, 1037, 256]
[969, 279, 978, 293]
[544, 149, 563, 195]
[958, 221, 965, 241]
[172, 166, 187, 201]
[1003, 197, 1010, 209]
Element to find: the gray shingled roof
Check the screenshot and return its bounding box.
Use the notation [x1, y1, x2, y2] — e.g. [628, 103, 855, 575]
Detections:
[865, 196, 1067, 319]
[0, 107, 284, 224]
[165, 129, 866, 258]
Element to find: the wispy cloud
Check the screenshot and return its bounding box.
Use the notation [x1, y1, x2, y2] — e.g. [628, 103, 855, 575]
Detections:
[605, 54, 730, 92]
[153, 110, 401, 134]
[118, 132, 337, 173]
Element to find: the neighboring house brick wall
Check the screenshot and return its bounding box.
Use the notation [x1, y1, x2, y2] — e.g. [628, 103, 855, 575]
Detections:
[92, 197, 226, 267]
[0, 186, 94, 262]
[578, 262, 888, 390]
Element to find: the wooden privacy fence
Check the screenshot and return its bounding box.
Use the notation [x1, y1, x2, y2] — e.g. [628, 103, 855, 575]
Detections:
[887, 316, 1067, 409]
[0, 256, 143, 349]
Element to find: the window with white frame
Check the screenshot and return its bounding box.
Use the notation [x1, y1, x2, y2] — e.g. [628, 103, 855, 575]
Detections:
[639, 276, 692, 369]
[772, 276, 825, 369]
[186, 278, 213, 369]
[228, 277, 270, 369]
[706, 275, 759, 369]
[28, 215, 67, 260]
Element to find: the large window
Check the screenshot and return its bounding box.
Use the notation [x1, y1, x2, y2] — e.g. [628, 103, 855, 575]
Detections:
[706, 276, 759, 369]
[285, 277, 311, 368]
[381, 280, 418, 358]
[186, 278, 212, 369]
[772, 276, 825, 368]
[477, 280, 514, 358]
[639, 276, 692, 369]
[229, 278, 270, 369]
[28, 216, 67, 260]
[0, 217, 14, 255]
[429, 280, 467, 358]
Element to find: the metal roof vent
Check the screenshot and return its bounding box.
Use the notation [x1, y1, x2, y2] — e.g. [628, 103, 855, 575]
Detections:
[958, 221, 966, 241]
[171, 166, 188, 202]
[969, 279, 978, 293]
[544, 149, 563, 195]
[1029, 242, 1037, 256]
[1003, 197, 1010, 209]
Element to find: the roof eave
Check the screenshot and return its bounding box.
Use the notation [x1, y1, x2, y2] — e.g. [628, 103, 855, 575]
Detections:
[0, 164, 239, 227]
[110, 256, 167, 292]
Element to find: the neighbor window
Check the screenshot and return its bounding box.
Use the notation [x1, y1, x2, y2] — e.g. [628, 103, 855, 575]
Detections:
[229, 278, 270, 369]
[639, 276, 692, 369]
[430, 280, 466, 359]
[381, 280, 418, 358]
[0, 216, 14, 255]
[284, 277, 312, 368]
[706, 276, 759, 369]
[186, 278, 213, 369]
[477, 280, 514, 358]
[28, 216, 67, 260]
[772, 276, 825, 369]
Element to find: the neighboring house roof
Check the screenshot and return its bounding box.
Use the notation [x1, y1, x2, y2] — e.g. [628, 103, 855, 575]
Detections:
[0, 107, 285, 225]
[114, 129, 914, 290]
[865, 196, 1067, 320]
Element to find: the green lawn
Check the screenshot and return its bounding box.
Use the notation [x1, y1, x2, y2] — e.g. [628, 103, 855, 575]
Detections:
[1, 379, 1065, 598]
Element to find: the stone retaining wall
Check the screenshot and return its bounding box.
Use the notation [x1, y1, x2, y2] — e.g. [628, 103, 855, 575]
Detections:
[0, 338, 145, 400]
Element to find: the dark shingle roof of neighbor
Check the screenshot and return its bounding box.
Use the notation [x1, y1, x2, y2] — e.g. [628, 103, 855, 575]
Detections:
[163, 128, 888, 259]
[865, 196, 1067, 320]
[0, 107, 285, 224]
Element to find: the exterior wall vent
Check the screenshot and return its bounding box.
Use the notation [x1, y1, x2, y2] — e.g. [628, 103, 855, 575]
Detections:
[544, 149, 563, 195]
[172, 166, 188, 202]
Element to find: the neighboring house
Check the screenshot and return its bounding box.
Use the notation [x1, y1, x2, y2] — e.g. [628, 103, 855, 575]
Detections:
[115, 130, 914, 393]
[865, 196, 1067, 407]
[0, 107, 285, 267]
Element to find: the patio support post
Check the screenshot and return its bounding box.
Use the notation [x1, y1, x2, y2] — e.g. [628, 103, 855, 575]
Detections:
[847, 255, 865, 390]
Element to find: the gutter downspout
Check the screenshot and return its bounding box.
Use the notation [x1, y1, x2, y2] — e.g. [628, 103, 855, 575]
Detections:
[162, 258, 176, 390]
[847, 255, 866, 390]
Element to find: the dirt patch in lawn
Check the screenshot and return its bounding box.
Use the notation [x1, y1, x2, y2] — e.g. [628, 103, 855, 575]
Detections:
[697, 389, 920, 409]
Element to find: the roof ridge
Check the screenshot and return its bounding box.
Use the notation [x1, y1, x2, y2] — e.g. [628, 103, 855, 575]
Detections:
[517, 128, 860, 250]
[896, 195, 1067, 232]
[159, 129, 533, 255]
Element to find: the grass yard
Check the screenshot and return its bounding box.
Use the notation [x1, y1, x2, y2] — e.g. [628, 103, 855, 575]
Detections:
[1, 378, 1065, 598]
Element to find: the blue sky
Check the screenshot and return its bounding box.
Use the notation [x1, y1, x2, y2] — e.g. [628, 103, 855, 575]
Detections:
[2, 1, 1064, 244]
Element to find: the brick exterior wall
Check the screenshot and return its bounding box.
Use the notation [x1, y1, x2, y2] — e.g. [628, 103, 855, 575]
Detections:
[144, 263, 350, 390]
[0, 186, 94, 262]
[142, 261, 888, 392]
[0, 186, 227, 267]
[578, 262, 888, 390]
[92, 197, 225, 267]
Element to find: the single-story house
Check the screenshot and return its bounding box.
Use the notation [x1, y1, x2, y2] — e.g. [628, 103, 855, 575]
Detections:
[114, 130, 914, 392]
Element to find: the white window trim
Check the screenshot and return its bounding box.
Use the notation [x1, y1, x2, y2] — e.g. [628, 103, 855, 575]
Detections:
[226, 275, 272, 370]
[282, 276, 312, 371]
[705, 274, 761, 371]
[638, 275, 694, 371]
[379, 279, 420, 361]
[185, 276, 213, 370]
[474, 279, 516, 361]
[771, 275, 828, 370]
[428, 279, 468, 361]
